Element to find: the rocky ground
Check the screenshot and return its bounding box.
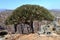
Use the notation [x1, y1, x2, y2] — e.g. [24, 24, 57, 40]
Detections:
[3, 33, 60, 40]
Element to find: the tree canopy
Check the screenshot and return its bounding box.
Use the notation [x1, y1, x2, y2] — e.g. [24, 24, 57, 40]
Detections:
[5, 4, 54, 25]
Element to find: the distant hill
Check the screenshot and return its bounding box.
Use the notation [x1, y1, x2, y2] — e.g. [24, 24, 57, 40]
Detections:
[0, 9, 13, 13]
[50, 9, 60, 17]
[0, 9, 6, 12]
[0, 9, 13, 19]
[0, 9, 13, 26]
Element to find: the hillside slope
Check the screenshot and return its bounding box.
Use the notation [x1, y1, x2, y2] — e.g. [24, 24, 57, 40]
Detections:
[0, 10, 13, 26]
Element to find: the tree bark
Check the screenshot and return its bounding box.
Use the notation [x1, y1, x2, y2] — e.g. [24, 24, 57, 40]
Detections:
[21, 24, 24, 34]
[14, 24, 17, 33]
[30, 20, 34, 33]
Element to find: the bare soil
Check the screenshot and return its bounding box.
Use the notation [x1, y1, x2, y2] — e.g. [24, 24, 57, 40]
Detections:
[4, 33, 60, 40]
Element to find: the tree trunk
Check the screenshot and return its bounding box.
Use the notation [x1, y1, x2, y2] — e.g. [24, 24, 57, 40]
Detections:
[14, 24, 17, 33]
[21, 24, 24, 34]
[30, 20, 34, 33]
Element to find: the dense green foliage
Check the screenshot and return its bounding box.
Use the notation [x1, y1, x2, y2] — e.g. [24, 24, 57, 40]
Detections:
[5, 4, 54, 25]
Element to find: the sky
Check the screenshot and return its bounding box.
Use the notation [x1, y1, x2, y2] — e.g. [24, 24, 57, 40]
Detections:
[0, 0, 60, 10]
